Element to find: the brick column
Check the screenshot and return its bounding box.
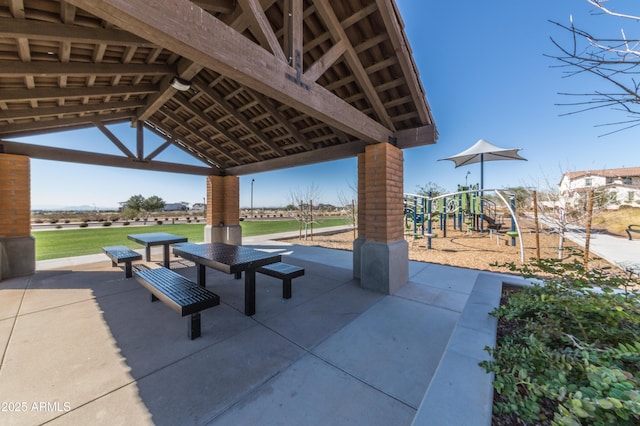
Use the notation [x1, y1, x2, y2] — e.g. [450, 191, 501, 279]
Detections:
[204, 175, 241, 245]
[0, 154, 35, 280]
[356, 143, 408, 294]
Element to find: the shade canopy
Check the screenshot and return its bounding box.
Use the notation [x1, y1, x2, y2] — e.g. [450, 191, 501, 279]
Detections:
[439, 139, 526, 169]
[0, 0, 437, 177]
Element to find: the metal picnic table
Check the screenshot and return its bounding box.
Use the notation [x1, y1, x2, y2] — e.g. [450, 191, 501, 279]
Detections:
[127, 232, 188, 268]
[173, 242, 281, 316]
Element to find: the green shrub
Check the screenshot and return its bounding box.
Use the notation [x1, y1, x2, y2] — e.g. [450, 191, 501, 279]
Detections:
[102, 221, 112, 227]
[482, 252, 640, 425]
[79, 223, 88, 228]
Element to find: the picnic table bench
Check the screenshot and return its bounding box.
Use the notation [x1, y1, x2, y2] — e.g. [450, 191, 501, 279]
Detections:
[102, 245, 142, 278]
[134, 267, 220, 340]
[257, 262, 305, 299]
[627, 224, 640, 240]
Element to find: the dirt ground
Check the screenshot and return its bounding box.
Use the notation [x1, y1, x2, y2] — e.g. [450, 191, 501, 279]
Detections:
[280, 218, 625, 277]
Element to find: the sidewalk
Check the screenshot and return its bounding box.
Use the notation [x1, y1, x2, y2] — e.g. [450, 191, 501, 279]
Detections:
[565, 230, 640, 276]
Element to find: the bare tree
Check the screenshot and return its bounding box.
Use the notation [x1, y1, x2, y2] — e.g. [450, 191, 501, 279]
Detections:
[533, 172, 615, 259]
[548, 0, 640, 134]
[289, 183, 322, 240]
[337, 178, 358, 239]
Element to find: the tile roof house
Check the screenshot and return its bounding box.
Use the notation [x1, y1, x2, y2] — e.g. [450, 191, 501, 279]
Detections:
[559, 167, 640, 209]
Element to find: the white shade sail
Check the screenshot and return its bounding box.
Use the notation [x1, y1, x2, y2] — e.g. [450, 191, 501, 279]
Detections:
[440, 139, 526, 168]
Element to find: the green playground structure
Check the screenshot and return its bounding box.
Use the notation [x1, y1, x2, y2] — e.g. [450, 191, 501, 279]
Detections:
[403, 186, 524, 263]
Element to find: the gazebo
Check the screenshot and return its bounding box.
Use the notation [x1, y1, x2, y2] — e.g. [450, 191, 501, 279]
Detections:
[0, 0, 437, 294]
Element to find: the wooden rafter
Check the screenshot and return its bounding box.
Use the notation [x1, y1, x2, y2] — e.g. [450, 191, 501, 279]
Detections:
[0, 0, 437, 176]
[312, 0, 394, 130]
[65, 0, 393, 144]
[237, 0, 286, 61]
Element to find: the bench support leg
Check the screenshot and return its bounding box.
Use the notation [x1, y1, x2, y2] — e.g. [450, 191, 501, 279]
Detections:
[197, 264, 206, 287]
[163, 244, 170, 268]
[283, 278, 292, 299]
[145, 246, 151, 261]
[112, 260, 117, 267]
[151, 294, 158, 302]
[189, 313, 201, 340]
[125, 261, 133, 278]
[245, 270, 256, 316]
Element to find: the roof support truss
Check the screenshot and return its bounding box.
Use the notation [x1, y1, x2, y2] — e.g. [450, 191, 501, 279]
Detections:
[65, 0, 393, 144]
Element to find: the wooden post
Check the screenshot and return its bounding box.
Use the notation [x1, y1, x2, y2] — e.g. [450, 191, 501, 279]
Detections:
[584, 189, 594, 270]
[533, 190, 540, 261]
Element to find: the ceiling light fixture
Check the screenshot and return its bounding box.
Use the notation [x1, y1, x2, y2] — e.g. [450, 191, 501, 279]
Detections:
[170, 77, 191, 91]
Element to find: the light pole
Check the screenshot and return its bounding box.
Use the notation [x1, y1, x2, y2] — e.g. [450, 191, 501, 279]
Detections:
[251, 178, 255, 217]
[465, 171, 471, 187]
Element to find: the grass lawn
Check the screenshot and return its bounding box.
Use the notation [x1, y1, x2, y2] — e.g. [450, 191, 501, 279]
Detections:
[34, 218, 351, 261]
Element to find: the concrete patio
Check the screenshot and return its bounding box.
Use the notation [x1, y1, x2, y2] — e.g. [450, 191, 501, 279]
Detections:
[0, 235, 529, 425]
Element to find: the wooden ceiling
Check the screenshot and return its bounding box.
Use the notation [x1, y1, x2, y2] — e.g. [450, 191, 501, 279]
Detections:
[0, 0, 437, 176]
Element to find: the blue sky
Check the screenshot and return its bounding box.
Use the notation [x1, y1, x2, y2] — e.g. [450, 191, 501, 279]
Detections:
[22, 0, 639, 210]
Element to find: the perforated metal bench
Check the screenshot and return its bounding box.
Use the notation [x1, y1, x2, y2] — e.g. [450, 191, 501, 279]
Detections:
[257, 262, 304, 299]
[134, 267, 220, 340]
[627, 224, 640, 241]
[102, 245, 142, 278]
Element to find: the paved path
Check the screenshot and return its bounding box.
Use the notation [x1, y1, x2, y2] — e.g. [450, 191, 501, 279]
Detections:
[566, 229, 640, 276]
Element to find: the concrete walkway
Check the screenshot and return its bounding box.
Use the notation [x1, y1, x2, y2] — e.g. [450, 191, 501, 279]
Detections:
[1, 232, 530, 425]
[565, 229, 640, 276]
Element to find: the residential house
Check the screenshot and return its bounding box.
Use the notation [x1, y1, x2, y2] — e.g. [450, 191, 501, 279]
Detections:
[559, 167, 640, 209]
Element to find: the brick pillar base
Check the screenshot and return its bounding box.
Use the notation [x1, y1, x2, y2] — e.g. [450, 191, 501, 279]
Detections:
[360, 239, 408, 294]
[354, 143, 408, 294]
[0, 154, 35, 280]
[205, 175, 241, 245]
[1, 237, 35, 280]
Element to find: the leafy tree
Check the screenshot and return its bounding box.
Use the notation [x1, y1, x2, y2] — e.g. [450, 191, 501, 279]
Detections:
[143, 195, 165, 212]
[123, 194, 165, 218]
[125, 194, 146, 212]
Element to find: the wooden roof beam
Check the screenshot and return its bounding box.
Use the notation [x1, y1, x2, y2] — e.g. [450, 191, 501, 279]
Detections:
[0, 113, 132, 138]
[375, 0, 434, 126]
[66, 0, 393, 144]
[0, 139, 218, 176]
[193, 0, 236, 14]
[0, 100, 145, 121]
[237, 0, 286, 61]
[143, 121, 223, 168]
[394, 124, 437, 149]
[312, 0, 395, 131]
[0, 61, 174, 77]
[137, 59, 202, 121]
[304, 39, 346, 82]
[1, 84, 158, 102]
[0, 17, 155, 47]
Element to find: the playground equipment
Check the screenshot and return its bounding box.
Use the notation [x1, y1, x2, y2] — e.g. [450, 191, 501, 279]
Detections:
[403, 188, 524, 263]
